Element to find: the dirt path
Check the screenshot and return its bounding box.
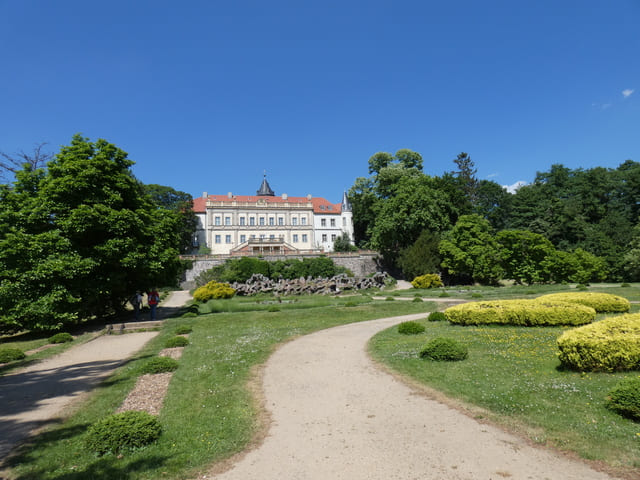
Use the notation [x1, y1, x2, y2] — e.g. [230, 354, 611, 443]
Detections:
[210, 314, 617, 480]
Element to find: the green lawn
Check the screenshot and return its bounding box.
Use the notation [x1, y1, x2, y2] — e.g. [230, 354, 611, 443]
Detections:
[5, 297, 434, 480]
[369, 314, 640, 476]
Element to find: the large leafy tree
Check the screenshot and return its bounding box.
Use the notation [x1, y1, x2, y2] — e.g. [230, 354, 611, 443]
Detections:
[0, 135, 184, 332]
[439, 214, 504, 285]
[496, 230, 556, 285]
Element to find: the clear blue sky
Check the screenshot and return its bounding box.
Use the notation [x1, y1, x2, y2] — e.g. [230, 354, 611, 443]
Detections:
[1, 0, 638, 201]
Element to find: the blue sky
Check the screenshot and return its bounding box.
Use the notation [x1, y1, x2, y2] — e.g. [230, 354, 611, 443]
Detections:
[1, 0, 638, 201]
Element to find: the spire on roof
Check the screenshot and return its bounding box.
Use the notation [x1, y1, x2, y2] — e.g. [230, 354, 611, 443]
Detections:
[341, 191, 352, 212]
[257, 172, 275, 196]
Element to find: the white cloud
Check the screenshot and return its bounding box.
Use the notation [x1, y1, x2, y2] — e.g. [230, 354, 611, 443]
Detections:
[503, 181, 527, 194]
[487, 173, 498, 179]
[622, 89, 635, 98]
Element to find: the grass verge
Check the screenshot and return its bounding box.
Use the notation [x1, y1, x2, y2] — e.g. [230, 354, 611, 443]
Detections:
[368, 316, 640, 476]
[5, 298, 435, 480]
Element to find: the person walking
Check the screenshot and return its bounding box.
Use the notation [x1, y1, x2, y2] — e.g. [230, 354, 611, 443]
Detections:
[130, 290, 143, 321]
[147, 288, 160, 321]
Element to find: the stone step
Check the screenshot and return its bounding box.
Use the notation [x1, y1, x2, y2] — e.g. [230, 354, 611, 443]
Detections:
[106, 321, 163, 334]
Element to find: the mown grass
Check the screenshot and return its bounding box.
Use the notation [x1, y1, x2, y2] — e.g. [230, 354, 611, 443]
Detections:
[369, 314, 640, 475]
[5, 298, 434, 480]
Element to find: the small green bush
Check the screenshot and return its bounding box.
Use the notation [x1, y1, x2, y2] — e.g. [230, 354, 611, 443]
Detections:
[267, 305, 280, 312]
[427, 311, 447, 322]
[621, 283, 631, 288]
[412, 297, 423, 302]
[343, 301, 358, 307]
[557, 313, 640, 371]
[385, 297, 394, 301]
[48, 332, 73, 344]
[140, 356, 179, 374]
[174, 325, 193, 335]
[438, 291, 450, 298]
[193, 281, 236, 302]
[182, 312, 198, 318]
[606, 377, 640, 420]
[471, 293, 483, 298]
[411, 274, 443, 289]
[420, 337, 468, 361]
[397, 321, 426, 335]
[85, 411, 162, 454]
[165, 336, 189, 348]
[0, 346, 26, 363]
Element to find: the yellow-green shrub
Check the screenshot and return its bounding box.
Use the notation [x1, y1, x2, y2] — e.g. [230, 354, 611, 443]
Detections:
[536, 292, 630, 313]
[411, 274, 443, 289]
[445, 299, 596, 326]
[193, 281, 236, 302]
[557, 313, 640, 372]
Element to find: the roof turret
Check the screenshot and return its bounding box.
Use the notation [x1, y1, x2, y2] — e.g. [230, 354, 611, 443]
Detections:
[257, 174, 275, 196]
[341, 191, 352, 212]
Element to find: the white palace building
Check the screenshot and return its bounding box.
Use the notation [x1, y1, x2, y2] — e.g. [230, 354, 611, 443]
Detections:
[192, 176, 354, 255]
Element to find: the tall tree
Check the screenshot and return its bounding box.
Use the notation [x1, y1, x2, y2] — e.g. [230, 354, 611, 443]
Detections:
[452, 152, 478, 206]
[0, 143, 52, 183]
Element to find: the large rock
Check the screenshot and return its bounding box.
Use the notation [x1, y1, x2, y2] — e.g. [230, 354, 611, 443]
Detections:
[231, 272, 388, 296]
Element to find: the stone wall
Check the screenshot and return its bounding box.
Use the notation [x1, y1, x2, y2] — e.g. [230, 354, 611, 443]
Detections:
[180, 251, 381, 288]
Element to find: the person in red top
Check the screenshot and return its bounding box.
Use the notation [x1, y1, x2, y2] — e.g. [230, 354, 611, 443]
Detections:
[147, 288, 160, 321]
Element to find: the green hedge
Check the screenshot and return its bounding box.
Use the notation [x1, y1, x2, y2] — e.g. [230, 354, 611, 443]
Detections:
[445, 299, 596, 326]
[557, 313, 640, 372]
[537, 292, 630, 313]
[411, 274, 443, 289]
[193, 281, 236, 302]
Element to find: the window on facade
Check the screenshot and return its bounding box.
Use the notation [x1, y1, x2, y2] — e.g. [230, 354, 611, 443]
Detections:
[301, 217, 307, 225]
[342, 217, 346, 226]
[225, 235, 232, 243]
[240, 217, 245, 226]
[260, 234, 265, 240]
[278, 217, 284, 225]
[322, 234, 327, 242]
[292, 217, 298, 226]
[293, 234, 298, 242]
[259, 217, 265, 225]
[251, 234, 256, 239]
[225, 217, 231, 225]
[269, 234, 275, 239]
[215, 235, 221, 244]
[321, 219, 326, 227]
[250, 217, 255, 226]
[269, 217, 274, 225]
[331, 234, 336, 241]
[240, 234, 246, 243]
[302, 234, 308, 242]
[215, 217, 221, 226]
[330, 218, 336, 227]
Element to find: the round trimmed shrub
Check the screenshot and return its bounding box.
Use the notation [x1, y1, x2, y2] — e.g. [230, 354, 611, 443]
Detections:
[140, 356, 179, 374]
[427, 311, 447, 322]
[621, 283, 631, 288]
[411, 274, 443, 289]
[471, 293, 483, 299]
[343, 301, 357, 307]
[557, 313, 640, 372]
[438, 291, 450, 298]
[420, 337, 468, 361]
[48, 332, 73, 344]
[412, 297, 423, 302]
[537, 292, 630, 313]
[193, 281, 236, 302]
[397, 321, 426, 335]
[182, 312, 197, 318]
[385, 296, 395, 301]
[606, 377, 640, 420]
[0, 346, 26, 363]
[174, 325, 193, 335]
[85, 411, 161, 454]
[165, 336, 189, 348]
[267, 305, 280, 312]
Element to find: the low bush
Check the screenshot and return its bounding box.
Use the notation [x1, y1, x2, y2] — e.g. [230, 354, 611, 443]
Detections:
[606, 377, 640, 421]
[438, 291, 450, 298]
[412, 297, 423, 303]
[0, 346, 26, 363]
[385, 297, 395, 301]
[165, 336, 189, 348]
[557, 313, 640, 372]
[411, 274, 443, 289]
[343, 301, 358, 307]
[471, 293, 483, 299]
[621, 283, 631, 288]
[182, 312, 198, 318]
[537, 292, 630, 313]
[420, 337, 468, 361]
[140, 356, 179, 374]
[445, 299, 596, 326]
[193, 281, 236, 302]
[397, 321, 426, 335]
[267, 305, 280, 312]
[48, 332, 73, 344]
[85, 411, 162, 455]
[174, 325, 192, 335]
[427, 311, 447, 322]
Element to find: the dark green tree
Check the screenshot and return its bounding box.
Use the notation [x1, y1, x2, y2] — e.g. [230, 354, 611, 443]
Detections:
[496, 230, 556, 285]
[397, 230, 442, 280]
[333, 231, 357, 252]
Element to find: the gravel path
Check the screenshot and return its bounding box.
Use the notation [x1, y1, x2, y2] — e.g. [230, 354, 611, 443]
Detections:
[210, 314, 618, 480]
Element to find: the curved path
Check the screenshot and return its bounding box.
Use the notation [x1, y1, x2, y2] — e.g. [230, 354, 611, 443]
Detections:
[0, 290, 190, 462]
[211, 314, 616, 480]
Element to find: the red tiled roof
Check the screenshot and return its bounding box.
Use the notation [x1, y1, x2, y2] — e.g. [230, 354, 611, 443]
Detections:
[192, 195, 342, 214]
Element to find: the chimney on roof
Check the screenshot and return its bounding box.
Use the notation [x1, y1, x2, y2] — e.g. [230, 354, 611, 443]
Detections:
[202, 192, 208, 198]
[307, 194, 312, 200]
[282, 193, 288, 200]
[227, 192, 233, 199]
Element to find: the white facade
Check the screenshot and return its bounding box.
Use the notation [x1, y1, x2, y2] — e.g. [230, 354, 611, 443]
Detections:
[193, 184, 353, 255]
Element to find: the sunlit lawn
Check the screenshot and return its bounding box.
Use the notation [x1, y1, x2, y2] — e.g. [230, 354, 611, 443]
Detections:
[369, 313, 640, 475]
